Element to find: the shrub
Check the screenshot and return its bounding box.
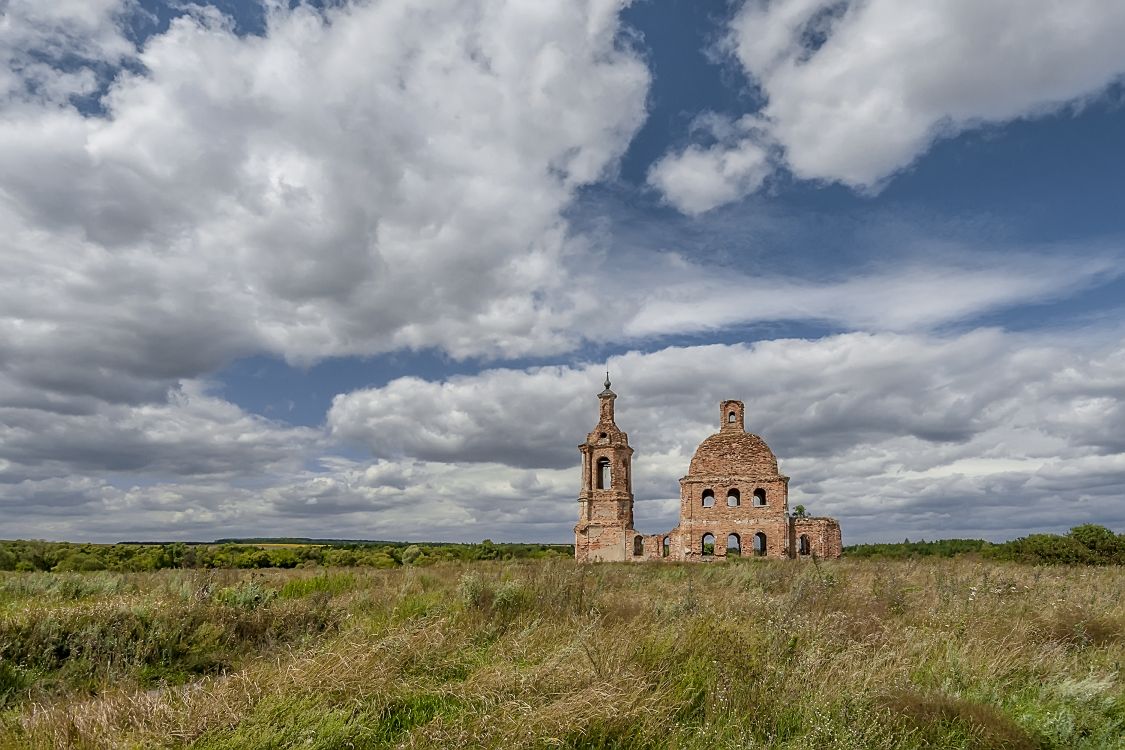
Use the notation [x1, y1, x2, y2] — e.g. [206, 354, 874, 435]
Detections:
[987, 524, 1125, 565]
[215, 580, 277, 610]
[1069, 524, 1125, 562]
[457, 571, 491, 609]
[492, 580, 529, 615]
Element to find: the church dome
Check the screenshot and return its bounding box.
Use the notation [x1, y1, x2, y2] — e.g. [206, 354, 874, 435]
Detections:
[688, 431, 779, 477]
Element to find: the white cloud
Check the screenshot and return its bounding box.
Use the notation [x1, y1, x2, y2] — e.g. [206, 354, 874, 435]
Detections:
[645, 116, 774, 215]
[2, 1, 1123, 546]
[327, 367, 593, 469]
[6, 325, 1124, 542]
[0, 379, 319, 484]
[579, 243, 1124, 340]
[327, 328, 1125, 542]
[0, 0, 651, 395]
[0, 0, 135, 105]
[651, 0, 1125, 211]
[0, 0, 660, 543]
[0, 458, 578, 543]
[2, 0, 1116, 405]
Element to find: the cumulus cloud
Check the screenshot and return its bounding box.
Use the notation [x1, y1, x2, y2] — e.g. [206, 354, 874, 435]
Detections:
[328, 367, 594, 470]
[0, 458, 578, 543]
[329, 328, 1125, 542]
[646, 115, 774, 216]
[651, 0, 1125, 212]
[3, 0, 1116, 405]
[0, 0, 654, 540]
[2, 1, 1122, 546]
[0, 380, 319, 484]
[0, 0, 135, 105]
[0, 0, 651, 411]
[0, 376, 326, 540]
[6, 326, 1124, 542]
[0, 0, 663, 544]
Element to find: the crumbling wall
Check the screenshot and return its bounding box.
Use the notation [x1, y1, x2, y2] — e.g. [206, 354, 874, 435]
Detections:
[791, 517, 842, 559]
[575, 523, 626, 562]
[624, 532, 672, 561]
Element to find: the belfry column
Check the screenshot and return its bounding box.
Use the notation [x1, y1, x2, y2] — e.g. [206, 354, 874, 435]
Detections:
[574, 374, 635, 562]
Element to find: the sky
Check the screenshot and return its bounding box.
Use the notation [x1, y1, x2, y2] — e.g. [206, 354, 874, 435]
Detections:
[2, 0, 1124, 545]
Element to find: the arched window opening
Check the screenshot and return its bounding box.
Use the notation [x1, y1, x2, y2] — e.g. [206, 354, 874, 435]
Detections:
[727, 533, 741, 556]
[753, 488, 767, 507]
[728, 411, 736, 423]
[701, 533, 715, 556]
[662, 536, 670, 558]
[799, 535, 811, 556]
[753, 532, 767, 557]
[596, 458, 611, 490]
[726, 488, 740, 507]
[633, 535, 643, 557]
[701, 489, 715, 508]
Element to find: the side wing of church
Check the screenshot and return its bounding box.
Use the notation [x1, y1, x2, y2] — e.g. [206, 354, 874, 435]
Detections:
[574, 377, 842, 562]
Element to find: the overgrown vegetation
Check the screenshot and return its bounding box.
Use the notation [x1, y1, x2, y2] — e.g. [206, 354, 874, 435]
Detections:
[845, 538, 997, 559]
[989, 524, 1125, 565]
[0, 558, 1121, 748]
[0, 538, 571, 572]
[845, 524, 1125, 565]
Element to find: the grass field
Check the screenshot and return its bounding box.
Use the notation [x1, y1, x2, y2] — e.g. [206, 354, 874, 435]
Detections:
[0, 558, 1122, 749]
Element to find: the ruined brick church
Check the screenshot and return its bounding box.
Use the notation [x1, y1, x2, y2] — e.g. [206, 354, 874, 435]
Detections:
[575, 376, 842, 562]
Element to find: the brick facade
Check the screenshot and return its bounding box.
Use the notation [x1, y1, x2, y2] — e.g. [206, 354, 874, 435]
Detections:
[575, 384, 842, 562]
[792, 517, 843, 559]
[574, 376, 635, 562]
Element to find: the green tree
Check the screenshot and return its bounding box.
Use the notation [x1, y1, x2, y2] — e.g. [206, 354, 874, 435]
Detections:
[53, 552, 102, 572]
[1068, 524, 1125, 563]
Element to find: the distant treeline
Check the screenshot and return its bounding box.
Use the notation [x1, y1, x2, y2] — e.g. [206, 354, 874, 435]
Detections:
[845, 538, 995, 559]
[2, 525, 1122, 572]
[0, 539, 572, 573]
[845, 524, 1124, 565]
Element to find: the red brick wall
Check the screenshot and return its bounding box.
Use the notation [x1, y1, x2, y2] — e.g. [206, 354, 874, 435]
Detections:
[575, 389, 636, 563]
[792, 518, 842, 559]
[576, 397, 843, 563]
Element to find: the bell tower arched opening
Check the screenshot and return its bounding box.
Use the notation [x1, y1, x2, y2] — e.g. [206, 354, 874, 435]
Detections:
[596, 458, 611, 489]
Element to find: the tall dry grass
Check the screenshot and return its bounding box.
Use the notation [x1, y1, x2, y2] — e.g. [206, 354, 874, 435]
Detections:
[0, 559, 1121, 749]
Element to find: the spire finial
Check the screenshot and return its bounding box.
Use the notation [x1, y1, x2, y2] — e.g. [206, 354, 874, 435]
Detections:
[598, 370, 615, 399]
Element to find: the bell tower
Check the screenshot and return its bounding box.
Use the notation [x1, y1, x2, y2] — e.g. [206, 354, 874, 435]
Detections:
[574, 374, 635, 562]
